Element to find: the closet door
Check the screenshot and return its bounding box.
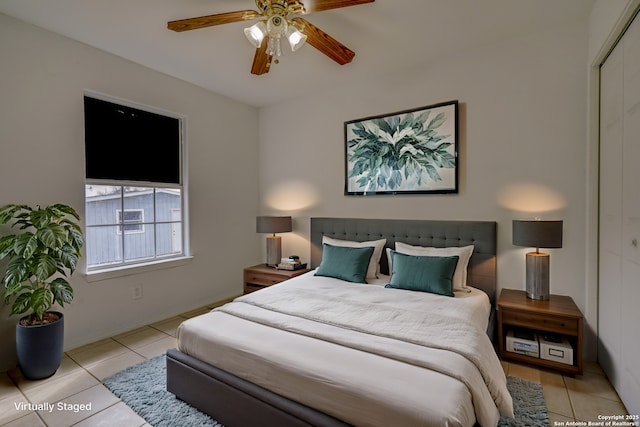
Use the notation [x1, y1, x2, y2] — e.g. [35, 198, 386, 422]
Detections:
[598, 38, 623, 395]
[620, 12, 640, 414]
[599, 11, 640, 416]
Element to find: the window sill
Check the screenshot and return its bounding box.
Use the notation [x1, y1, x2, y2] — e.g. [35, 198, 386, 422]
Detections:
[85, 256, 194, 283]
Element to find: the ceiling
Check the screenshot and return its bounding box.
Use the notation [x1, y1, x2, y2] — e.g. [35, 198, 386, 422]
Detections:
[0, 0, 594, 107]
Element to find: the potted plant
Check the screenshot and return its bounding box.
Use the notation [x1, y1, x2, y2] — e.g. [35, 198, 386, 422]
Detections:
[0, 204, 84, 380]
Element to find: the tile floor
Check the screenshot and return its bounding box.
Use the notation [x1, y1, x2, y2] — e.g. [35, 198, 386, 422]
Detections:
[0, 301, 630, 426]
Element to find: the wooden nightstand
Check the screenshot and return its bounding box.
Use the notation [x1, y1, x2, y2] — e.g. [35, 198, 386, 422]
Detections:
[243, 264, 311, 294]
[497, 288, 583, 375]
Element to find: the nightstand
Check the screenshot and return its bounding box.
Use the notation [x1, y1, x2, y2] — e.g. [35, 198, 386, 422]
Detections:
[497, 288, 583, 375]
[243, 264, 311, 294]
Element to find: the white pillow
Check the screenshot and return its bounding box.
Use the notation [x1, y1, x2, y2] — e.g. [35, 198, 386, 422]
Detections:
[322, 236, 386, 280]
[393, 242, 474, 291]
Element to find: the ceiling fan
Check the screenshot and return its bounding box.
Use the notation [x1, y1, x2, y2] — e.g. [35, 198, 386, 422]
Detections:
[167, 0, 375, 75]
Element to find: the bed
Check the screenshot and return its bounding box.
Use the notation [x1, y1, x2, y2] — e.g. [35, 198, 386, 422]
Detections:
[166, 218, 513, 427]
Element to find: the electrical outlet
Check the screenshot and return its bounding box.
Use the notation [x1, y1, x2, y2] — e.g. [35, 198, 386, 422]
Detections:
[132, 285, 143, 300]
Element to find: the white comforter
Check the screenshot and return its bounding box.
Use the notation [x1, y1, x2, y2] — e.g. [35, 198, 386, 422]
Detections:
[178, 272, 513, 426]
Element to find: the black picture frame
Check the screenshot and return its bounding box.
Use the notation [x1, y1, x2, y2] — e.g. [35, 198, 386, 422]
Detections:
[344, 100, 458, 195]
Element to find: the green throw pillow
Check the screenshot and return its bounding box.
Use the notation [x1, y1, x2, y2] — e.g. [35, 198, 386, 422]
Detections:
[385, 251, 458, 297]
[315, 244, 375, 283]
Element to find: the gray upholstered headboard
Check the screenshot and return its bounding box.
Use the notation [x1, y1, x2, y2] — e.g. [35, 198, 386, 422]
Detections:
[310, 217, 497, 304]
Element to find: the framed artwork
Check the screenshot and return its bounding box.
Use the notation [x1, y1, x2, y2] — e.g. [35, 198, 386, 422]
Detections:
[344, 100, 458, 195]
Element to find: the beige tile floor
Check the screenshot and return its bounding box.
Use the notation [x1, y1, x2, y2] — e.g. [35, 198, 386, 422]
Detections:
[0, 302, 630, 426]
[503, 360, 629, 425]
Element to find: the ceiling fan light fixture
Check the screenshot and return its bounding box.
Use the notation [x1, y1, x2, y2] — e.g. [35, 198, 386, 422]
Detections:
[266, 15, 288, 38]
[267, 36, 284, 57]
[244, 21, 267, 48]
[264, 15, 290, 57]
[286, 26, 307, 51]
[169, 0, 374, 74]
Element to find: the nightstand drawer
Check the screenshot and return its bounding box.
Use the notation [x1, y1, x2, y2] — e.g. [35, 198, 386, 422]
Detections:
[244, 271, 286, 287]
[501, 309, 578, 335]
[243, 283, 265, 294]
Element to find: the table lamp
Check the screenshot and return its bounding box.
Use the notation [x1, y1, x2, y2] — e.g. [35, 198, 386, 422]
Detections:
[512, 220, 563, 300]
[256, 216, 292, 267]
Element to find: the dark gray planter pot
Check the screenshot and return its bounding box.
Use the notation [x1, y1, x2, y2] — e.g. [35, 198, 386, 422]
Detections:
[16, 312, 64, 380]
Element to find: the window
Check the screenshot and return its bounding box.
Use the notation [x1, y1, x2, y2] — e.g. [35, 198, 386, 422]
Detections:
[116, 209, 144, 234]
[84, 92, 187, 273]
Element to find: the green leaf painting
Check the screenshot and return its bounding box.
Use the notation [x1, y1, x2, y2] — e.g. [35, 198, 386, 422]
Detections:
[345, 101, 458, 194]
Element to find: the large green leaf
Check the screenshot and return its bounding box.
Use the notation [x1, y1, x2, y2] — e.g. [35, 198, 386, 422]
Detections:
[3, 283, 29, 300]
[50, 278, 73, 307]
[13, 232, 38, 259]
[0, 205, 26, 224]
[10, 292, 32, 316]
[0, 235, 16, 260]
[59, 245, 79, 272]
[3, 257, 32, 287]
[61, 218, 83, 234]
[36, 223, 66, 249]
[69, 228, 85, 252]
[34, 254, 58, 281]
[50, 204, 80, 220]
[30, 209, 51, 229]
[29, 288, 53, 320]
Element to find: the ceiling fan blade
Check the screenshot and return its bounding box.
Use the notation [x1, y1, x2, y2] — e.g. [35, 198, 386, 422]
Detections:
[299, 0, 375, 14]
[251, 42, 273, 75]
[292, 18, 355, 65]
[168, 10, 259, 32]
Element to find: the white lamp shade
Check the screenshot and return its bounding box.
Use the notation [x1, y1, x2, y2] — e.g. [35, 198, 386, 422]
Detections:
[244, 21, 267, 48]
[286, 26, 307, 51]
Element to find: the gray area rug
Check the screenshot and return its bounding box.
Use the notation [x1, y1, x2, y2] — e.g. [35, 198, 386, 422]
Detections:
[104, 355, 221, 427]
[104, 354, 549, 427]
[499, 376, 550, 427]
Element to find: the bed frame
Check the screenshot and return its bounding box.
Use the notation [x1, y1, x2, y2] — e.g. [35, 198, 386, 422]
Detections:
[167, 218, 497, 427]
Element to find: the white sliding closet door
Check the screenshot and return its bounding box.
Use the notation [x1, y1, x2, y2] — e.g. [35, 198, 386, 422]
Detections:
[620, 12, 640, 413]
[599, 11, 640, 416]
[599, 37, 623, 399]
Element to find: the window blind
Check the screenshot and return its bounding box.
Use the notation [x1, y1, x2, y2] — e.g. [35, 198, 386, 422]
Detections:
[84, 96, 181, 184]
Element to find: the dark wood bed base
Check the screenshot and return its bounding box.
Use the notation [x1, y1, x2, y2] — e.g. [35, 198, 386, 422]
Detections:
[167, 218, 497, 427]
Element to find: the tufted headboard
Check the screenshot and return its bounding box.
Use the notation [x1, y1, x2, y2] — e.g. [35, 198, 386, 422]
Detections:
[310, 217, 497, 304]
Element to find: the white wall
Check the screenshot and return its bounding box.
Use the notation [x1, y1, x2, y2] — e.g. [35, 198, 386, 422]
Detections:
[0, 14, 260, 372]
[259, 20, 594, 355]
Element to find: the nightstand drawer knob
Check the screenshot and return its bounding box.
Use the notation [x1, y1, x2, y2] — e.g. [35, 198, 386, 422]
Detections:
[632, 238, 638, 247]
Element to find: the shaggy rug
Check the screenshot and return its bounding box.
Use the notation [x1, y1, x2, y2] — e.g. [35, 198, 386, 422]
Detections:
[499, 376, 550, 427]
[104, 354, 549, 427]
